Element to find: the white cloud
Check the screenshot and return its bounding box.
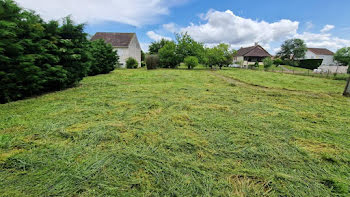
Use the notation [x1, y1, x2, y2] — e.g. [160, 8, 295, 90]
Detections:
[163, 22, 179, 32]
[15, 0, 185, 26]
[321, 24, 335, 33]
[295, 32, 350, 51]
[146, 31, 172, 41]
[305, 21, 314, 30]
[180, 10, 299, 47]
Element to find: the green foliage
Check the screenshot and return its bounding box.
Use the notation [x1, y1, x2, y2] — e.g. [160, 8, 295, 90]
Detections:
[184, 56, 198, 69]
[206, 47, 225, 69]
[148, 39, 173, 54]
[282, 59, 299, 67]
[334, 47, 350, 66]
[273, 58, 283, 66]
[0, 0, 112, 103]
[297, 59, 323, 70]
[126, 57, 138, 69]
[263, 57, 273, 70]
[141, 50, 145, 61]
[277, 39, 307, 60]
[88, 39, 119, 76]
[175, 33, 206, 64]
[146, 54, 159, 70]
[158, 41, 179, 68]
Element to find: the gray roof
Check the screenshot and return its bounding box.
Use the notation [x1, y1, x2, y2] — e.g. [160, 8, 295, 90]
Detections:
[235, 45, 272, 57]
[91, 32, 135, 47]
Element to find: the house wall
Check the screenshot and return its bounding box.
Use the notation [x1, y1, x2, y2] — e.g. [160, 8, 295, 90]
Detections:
[114, 35, 141, 68]
[305, 50, 335, 66]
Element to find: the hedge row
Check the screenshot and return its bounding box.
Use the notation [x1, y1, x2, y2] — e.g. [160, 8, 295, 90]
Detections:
[0, 0, 119, 103]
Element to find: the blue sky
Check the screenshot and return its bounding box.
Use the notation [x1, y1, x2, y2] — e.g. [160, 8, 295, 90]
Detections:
[16, 0, 350, 54]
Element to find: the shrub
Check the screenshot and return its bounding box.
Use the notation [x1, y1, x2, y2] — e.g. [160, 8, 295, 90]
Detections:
[88, 39, 119, 76]
[126, 57, 138, 69]
[184, 56, 199, 69]
[263, 57, 273, 70]
[298, 59, 323, 70]
[141, 62, 146, 67]
[282, 59, 299, 67]
[273, 58, 283, 66]
[146, 55, 159, 70]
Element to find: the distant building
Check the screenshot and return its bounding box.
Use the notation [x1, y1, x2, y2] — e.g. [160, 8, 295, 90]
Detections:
[304, 48, 335, 66]
[233, 43, 272, 66]
[91, 32, 141, 68]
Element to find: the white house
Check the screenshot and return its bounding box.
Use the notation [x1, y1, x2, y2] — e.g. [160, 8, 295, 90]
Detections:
[91, 32, 141, 68]
[304, 48, 335, 66]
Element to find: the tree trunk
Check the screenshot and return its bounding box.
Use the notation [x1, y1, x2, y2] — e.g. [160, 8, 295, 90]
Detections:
[343, 76, 350, 97]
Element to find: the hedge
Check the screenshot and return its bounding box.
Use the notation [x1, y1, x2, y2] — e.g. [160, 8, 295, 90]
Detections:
[298, 59, 323, 70]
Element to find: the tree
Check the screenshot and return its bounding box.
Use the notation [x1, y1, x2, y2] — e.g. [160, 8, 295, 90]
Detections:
[273, 58, 283, 66]
[184, 56, 199, 69]
[88, 39, 119, 75]
[334, 47, 350, 96]
[334, 47, 350, 66]
[277, 39, 307, 60]
[217, 43, 235, 67]
[263, 57, 273, 70]
[141, 50, 145, 61]
[175, 33, 206, 64]
[206, 47, 225, 69]
[158, 41, 179, 68]
[148, 39, 172, 54]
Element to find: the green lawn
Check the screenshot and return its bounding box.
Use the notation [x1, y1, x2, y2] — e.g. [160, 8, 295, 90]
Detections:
[1, 69, 350, 196]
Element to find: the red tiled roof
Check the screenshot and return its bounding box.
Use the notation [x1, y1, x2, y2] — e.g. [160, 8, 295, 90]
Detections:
[308, 48, 334, 55]
[91, 32, 135, 47]
[235, 45, 271, 57]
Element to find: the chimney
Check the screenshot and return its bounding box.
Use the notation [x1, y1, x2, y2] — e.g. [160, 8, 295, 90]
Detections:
[254, 42, 258, 46]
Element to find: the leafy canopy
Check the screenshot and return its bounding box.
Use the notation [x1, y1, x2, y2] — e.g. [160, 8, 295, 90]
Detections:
[277, 39, 307, 60]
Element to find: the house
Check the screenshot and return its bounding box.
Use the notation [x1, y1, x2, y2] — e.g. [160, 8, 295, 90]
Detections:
[91, 32, 141, 68]
[233, 43, 272, 66]
[304, 48, 335, 66]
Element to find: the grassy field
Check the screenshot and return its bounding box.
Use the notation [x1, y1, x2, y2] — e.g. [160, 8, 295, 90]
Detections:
[1, 68, 350, 196]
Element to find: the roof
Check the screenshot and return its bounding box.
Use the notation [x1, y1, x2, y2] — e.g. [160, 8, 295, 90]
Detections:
[91, 32, 135, 47]
[235, 45, 272, 57]
[308, 48, 334, 55]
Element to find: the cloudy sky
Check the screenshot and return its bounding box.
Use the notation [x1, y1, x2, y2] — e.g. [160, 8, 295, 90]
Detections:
[15, 0, 350, 54]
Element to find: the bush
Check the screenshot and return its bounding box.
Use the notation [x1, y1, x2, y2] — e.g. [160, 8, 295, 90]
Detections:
[184, 56, 199, 69]
[88, 39, 119, 76]
[282, 59, 299, 67]
[263, 57, 273, 70]
[298, 59, 323, 70]
[273, 58, 283, 66]
[146, 55, 159, 70]
[126, 57, 138, 69]
[141, 62, 146, 67]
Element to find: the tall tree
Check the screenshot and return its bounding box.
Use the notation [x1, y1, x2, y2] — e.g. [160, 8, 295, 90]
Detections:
[277, 39, 307, 60]
[158, 41, 179, 68]
[175, 33, 206, 64]
[148, 39, 172, 54]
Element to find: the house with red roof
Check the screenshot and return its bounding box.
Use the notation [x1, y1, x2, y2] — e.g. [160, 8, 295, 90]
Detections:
[304, 48, 335, 66]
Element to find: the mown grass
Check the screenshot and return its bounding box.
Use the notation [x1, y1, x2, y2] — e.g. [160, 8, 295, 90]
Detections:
[1, 68, 350, 196]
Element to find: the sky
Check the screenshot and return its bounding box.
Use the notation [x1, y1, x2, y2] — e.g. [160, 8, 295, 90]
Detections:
[15, 0, 350, 54]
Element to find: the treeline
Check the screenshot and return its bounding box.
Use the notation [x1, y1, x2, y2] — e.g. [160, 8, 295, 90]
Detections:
[0, 0, 119, 103]
[146, 33, 236, 69]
